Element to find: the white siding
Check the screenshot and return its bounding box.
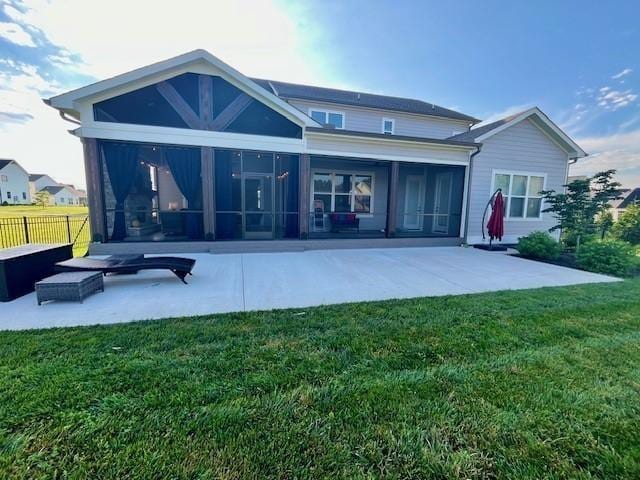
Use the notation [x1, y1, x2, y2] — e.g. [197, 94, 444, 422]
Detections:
[466, 119, 568, 244]
[0, 163, 30, 204]
[288, 99, 470, 139]
[306, 134, 470, 165]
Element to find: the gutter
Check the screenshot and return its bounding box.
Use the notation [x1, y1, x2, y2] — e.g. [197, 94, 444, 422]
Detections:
[463, 145, 482, 242]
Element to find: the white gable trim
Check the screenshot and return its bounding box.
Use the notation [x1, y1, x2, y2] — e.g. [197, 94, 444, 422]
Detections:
[474, 107, 587, 158]
[0, 160, 29, 176]
[46, 50, 321, 128]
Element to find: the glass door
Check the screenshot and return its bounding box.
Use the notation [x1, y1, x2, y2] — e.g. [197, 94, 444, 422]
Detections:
[432, 171, 453, 234]
[403, 175, 425, 230]
[243, 173, 274, 239]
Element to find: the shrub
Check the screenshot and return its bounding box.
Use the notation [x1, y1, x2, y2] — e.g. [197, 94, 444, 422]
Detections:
[576, 239, 638, 277]
[516, 231, 562, 260]
[612, 204, 640, 244]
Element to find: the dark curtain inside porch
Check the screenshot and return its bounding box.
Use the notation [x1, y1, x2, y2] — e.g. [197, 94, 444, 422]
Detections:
[164, 146, 203, 239]
[102, 142, 139, 241]
[284, 156, 299, 237]
[214, 150, 235, 239]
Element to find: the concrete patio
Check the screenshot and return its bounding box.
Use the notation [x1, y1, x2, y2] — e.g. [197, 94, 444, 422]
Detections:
[3, 246, 618, 331]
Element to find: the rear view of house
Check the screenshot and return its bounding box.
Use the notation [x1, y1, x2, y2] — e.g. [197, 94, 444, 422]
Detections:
[0, 159, 31, 205]
[44, 50, 586, 252]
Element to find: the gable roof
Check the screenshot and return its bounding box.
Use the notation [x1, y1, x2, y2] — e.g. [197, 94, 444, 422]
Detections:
[45, 50, 321, 128]
[39, 185, 67, 195]
[252, 78, 479, 123]
[618, 187, 640, 209]
[28, 173, 46, 181]
[0, 159, 29, 176]
[448, 107, 587, 158]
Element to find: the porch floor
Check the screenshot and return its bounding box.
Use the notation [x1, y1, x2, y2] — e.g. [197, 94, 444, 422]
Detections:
[2, 247, 617, 331]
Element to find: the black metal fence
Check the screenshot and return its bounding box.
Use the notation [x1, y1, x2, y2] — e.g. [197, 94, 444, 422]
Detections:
[0, 215, 90, 256]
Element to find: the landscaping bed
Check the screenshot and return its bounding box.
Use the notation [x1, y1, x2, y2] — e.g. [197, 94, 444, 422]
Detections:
[1, 280, 640, 478]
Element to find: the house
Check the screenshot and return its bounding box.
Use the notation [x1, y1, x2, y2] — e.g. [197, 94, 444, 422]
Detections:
[29, 173, 59, 200]
[38, 185, 83, 206]
[612, 187, 640, 220]
[63, 184, 88, 206]
[45, 49, 586, 251]
[0, 159, 31, 204]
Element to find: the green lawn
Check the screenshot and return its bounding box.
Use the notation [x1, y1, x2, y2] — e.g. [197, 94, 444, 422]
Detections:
[0, 205, 88, 218]
[0, 205, 89, 256]
[1, 281, 639, 479]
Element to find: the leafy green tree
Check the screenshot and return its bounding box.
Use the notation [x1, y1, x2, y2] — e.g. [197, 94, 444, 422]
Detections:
[34, 191, 50, 208]
[597, 210, 614, 240]
[541, 170, 624, 250]
[612, 204, 640, 244]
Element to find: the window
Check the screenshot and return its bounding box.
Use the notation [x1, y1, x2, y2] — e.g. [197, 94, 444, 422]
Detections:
[493, 172, 545, 219]
[6, 191, 10, 199]
[0, 175, 7, 182]
[382, 118, 395, 135]
[312, 171, 373, 213]
[309, 109, 344, 129]
[22, 192, 26, 200]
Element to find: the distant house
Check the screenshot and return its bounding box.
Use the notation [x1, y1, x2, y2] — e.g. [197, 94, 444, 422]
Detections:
[63, 184, 88, 206]
[39, 185, 82, 206]
[29, 174, 59, 200]
[612, 187, 640, 220]
[0, 159, 31, 204]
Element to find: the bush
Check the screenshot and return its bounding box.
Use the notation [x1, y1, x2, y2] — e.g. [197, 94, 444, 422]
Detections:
[576, 239, 638, 277]
[516, 231, 563, 260]
[612, 204, 640, 244]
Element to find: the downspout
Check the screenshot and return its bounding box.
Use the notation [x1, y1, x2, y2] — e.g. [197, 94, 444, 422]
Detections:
[463, 145, 482, 243]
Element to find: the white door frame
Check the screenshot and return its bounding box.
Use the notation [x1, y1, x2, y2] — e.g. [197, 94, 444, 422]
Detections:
[433, 171, 453, 234]
[403, 174, 425, 230]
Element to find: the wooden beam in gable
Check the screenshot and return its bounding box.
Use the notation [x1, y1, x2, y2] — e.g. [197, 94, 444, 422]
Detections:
[156, 81, 204, 130]
[209, 92, 253, 131]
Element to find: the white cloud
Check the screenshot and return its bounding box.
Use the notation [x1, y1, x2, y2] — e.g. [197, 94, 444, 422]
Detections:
[571, 130, 640, 188]
[0, 21, 36, 47]
[0, 0, 335, 189]
[596, 88, 638, 111]
[612, 68, 632, 80]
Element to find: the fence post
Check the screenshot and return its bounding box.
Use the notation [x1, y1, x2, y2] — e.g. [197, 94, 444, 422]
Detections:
[66, 215, 72, 244]
[22, 216, 30, 244]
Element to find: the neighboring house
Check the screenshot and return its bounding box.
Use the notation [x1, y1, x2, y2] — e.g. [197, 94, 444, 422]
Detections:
[45, 49, 586, 251]
[0, 159, 31, 204]
[63, 184, 88, 206]
[38, 185, 82, 206]
[29, 173, 59, 200]
[612, 187, 640, 220]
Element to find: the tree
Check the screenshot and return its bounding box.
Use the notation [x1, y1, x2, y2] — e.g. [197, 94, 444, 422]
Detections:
[541, 170, 624, 250]
[34, 191, 50, 208]
[612, 204, 640, 244]
[597, 210, 614, 240]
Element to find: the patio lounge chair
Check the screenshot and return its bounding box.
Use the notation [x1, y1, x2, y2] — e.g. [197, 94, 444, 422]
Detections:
[55, 256, 196, 284]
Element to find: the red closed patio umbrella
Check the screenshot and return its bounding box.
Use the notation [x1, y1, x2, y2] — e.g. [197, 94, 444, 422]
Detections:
[486, 191, 505, 244]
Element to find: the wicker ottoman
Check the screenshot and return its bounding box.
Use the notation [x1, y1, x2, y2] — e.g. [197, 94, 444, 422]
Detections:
[35, 271, 104, 305]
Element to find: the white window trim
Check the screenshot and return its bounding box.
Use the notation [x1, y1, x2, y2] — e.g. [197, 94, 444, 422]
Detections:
[308, 108, 345, 130]
[382, 117, 395, 135]
[490, 169, 547, 221]
[310, 167, 375, 217]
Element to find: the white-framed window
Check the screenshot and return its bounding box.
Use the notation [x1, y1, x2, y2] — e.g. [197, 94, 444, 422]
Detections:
[0, 175, 7, 182]
[382, 118, 395, 135]
[311, 170, 374, 214]
[492, 170, 546, 220]
[309, 109, 344, 129]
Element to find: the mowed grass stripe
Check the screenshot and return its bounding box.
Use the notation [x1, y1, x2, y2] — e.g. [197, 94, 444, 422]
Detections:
[0, 280, 639, 479]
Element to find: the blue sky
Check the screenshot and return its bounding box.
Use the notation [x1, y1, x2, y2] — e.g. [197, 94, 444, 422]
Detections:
[1, 0, 639, 188]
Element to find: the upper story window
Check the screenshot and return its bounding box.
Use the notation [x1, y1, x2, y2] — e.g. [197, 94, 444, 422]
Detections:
[493, 171, 545, 219]
[0, 175, 7, 182]
[382, 118, 395, 135]
[309, 109, 344, 129]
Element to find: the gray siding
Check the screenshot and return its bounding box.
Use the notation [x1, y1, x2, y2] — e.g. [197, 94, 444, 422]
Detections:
[466, 119, 569, 244]
[289, 99, 470, 139]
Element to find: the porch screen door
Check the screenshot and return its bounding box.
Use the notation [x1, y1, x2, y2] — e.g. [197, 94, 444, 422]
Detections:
[433, 172, 453, 234]
[403, 175, 424, 230]
[243, 173, 274, 239]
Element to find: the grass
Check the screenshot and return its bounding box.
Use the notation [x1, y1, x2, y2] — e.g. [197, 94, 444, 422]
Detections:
[0, 205, 89, 256]
[0, 205, 88, 218]
[1, 281, 640, 479]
